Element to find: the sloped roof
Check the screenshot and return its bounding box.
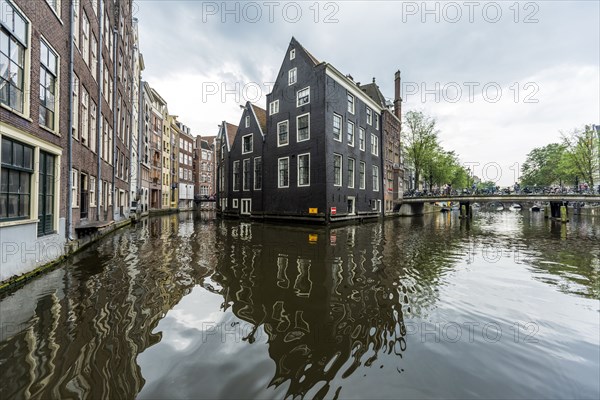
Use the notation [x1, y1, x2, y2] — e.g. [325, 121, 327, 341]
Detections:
[251, 104, 267, 133]
[225, 123, 238, 149]
[360, 81, 387, 108]
[292, 36, 320, 66]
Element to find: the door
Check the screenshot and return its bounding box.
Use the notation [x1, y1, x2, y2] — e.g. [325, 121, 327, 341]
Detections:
[347, 196, 355, 215]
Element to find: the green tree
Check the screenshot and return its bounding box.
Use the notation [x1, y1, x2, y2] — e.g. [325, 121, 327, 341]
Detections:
[562, 125, 599, 188]
[521, 143, 568, 187]
[403, 111, 439, 189]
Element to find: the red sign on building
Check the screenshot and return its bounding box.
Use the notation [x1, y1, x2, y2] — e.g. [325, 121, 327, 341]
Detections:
[330, 207, 337, 215]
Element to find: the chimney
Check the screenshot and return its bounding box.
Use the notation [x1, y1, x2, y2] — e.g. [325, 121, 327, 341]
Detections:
[394, 70, 402, 121]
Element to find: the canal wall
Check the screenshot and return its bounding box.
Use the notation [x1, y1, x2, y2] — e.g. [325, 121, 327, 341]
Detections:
[0, 218, 133, 293]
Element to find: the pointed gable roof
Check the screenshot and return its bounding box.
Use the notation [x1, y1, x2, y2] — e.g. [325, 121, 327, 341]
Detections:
[360, 81, 387, 108]
[250, 103, 267, 135]
[291, 36, 320, 66]
[225, 122, 238, 150]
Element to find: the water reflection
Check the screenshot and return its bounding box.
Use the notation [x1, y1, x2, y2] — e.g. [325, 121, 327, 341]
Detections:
[0, 211, 598, 399]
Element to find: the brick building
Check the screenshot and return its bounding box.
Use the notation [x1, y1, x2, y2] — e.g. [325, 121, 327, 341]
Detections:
[194, 135, 216, 199]
[176, 121, 194, 209]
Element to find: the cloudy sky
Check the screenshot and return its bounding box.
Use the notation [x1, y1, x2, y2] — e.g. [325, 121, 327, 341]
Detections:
[134, 1, 599, 185]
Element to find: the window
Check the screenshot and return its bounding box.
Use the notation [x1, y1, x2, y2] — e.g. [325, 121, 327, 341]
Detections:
[81, 87, 89, 145]
[298, 153, 310, 187]
[288, 68, 297, 85]
[72, 74, 79, 139]
[245, 115, 250, 128]
[278, 157, 289, 188]
[348, 158, 355, 188]
[91, 34, 98, 80]
[371, 134, 379, 156]
[254, 156, 262, 190]
[39, 41, 58, 130]
[0, 1, 28, 113]
[243, 159, 251, 191]
[366, 107, 373, 125]
[82, 12, 89, 65]
[90, 100, 97, 152]
[347, 93, 355, 114]
[233, 160, 240, 191]
[241, 199, 251, 215]
[89, 176, 96, 207]
[347, 121, 355, 146]
[232, 198, 238, 209]
[359, 128, 365, 151]
[71, 169, 79, 207]
[333, 114, 342, 142]
[269, 100, 279, 115]
[359, 161, 366, 189]
[296, 87, 310, 107]
[297, 114, 309, 142]
[277, 120, 289, 146]
[375, 113, 379, 130]
[242, 134, 253, 154]
[373, 165, 380, 191]
[37, 151, 55, 235]
[290, 48, 295, 60]
[73, 0, 79, 48]
[0, 138, 33, 221]
[333, 154, 342, 187]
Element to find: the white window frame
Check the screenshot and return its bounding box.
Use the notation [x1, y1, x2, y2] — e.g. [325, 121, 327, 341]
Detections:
[371, 134, 379, 156]
[333, 113, 342, 142]
[333, 154, 342, 187]
[242, 134, 253, 154]
[245, 115, 250, 128]
[232, 198, 238, 209]
[71, 169, 79, 208]
[375, 113, 380, 130]
[347, 121, 355, 147]
[277, 120, 289, 147]
[359, 161, 366, 189]
[90, 175, 96, 207]
[288, 68, 297, 85]
[269, 100, 279, 115]
[290, 48, 295, 60]
[366, 107, 373, 125]
[254, 156, 262, 190]
[348, 158, 355, 189]
[296, 87, 310, 107]
[241, 199, 251, 215]
[296, 113, 310, 142]
[297, 153, 310, 187]
[359, 127, 365, 151]
[278, 157, 289, 189]
[347, 93, 355, 114]
[242, 158, 251, 191]
[373, 165, 380, 192]
[233, 160, 240, 191]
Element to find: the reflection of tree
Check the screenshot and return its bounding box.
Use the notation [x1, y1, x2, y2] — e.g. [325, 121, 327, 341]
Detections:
[210, 223, 415, 399]
[0, 214, 215, 399]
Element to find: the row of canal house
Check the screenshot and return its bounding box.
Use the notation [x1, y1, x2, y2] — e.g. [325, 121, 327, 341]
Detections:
[216, 38, 404, 223]
[0, 0, 196, 282]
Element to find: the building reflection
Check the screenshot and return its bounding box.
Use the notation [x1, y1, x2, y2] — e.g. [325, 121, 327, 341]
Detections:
[210, 222, 412, 398]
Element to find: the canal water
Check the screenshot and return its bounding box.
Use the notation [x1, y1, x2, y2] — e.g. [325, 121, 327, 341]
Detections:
[0, 211, 598, 399]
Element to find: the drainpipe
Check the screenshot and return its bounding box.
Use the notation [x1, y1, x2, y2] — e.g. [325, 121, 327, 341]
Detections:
[96, 0, 104, 220]
[66, 0, 75, 240]
[112, 25, 118, 219]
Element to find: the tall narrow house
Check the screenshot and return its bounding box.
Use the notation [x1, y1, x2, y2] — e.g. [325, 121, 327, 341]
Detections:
[218, 38, 385, 223]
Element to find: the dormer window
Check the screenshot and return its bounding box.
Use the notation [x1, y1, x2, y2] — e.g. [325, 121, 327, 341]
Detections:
[290, 48, 295, 60]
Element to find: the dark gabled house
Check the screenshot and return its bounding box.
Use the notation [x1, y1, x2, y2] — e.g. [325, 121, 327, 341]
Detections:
[261, 37, 386, 223]
[224, 102, 267, 217]
[216, 121, 238, 211]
